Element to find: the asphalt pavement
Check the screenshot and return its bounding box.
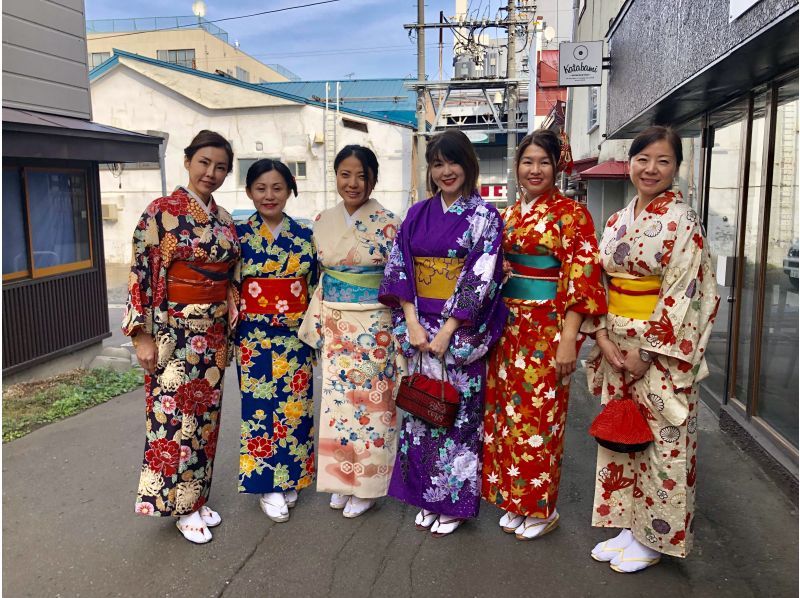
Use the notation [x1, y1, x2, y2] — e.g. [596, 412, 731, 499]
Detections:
[3, 358, 798, 597]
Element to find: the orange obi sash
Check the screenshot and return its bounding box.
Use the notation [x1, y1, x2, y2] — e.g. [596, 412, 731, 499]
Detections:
[241, 277, 309, 315]
[167, 260, 231, 304]
[607, 275, 661, 320]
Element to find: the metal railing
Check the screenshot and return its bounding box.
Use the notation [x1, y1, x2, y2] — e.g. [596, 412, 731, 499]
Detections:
[86, 16, 229, 44]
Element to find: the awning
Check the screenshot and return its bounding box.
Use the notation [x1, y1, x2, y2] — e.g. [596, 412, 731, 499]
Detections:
[609, 7, 798, 138]
[578, 159, 629, 180]
[2, 108, 162, 163]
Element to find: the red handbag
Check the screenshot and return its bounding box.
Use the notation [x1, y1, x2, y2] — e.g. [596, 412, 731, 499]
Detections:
[396, 353, 460, 427]
[589, 377, 654, 453]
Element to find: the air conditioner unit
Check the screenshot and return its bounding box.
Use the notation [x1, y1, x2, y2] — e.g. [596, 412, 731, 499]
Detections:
[101, 203, 118, 221]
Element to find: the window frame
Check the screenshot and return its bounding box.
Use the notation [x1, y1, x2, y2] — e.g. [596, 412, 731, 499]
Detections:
[235, 66, 250, 83]
[289, 161, 307, 180]
[2, 166, 95, 282]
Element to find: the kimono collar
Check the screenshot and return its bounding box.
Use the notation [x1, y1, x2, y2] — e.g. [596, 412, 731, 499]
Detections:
[178, 186, 216, 216]
[438, 191, 474, 214]
[342, 198, 374, 227]
[519, 186, 558, 217]
[249, 211, 288, 241]
[626, 189, 681, 227]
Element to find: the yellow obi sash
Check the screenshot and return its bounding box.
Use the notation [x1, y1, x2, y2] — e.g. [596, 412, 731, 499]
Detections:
[607, 275, 661, 320]
[414, 256, 465, 300]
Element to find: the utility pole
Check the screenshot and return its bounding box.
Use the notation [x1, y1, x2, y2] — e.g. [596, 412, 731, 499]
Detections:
[506, 0, 517, 206]
[416, 0, 428, 203]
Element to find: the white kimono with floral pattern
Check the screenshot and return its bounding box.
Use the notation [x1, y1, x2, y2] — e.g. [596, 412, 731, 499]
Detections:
[585, 191, 719, 558]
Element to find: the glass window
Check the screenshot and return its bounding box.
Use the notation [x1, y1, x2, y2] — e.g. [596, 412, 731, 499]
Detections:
[238, 159, 258, 187]
[734, 93, 768, 407]
[88, 52, 110, 69]
[587, 87, 599, 131]
[236, 67, 250, 82]
[289, 161, 307, 179]
[25, 170, 91, 274]
[756, 78, 799, 446]
[157, 49, 195, 68]
[3, 169, 29, 279]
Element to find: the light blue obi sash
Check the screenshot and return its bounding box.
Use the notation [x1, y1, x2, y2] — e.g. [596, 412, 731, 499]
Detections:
[322, 265, 384, 303]
[502, 253, 561, 301]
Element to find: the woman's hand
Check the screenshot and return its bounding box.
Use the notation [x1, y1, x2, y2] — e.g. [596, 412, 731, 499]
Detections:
[555, 334, 578, 382]
[134, 333, 157, 374]
[623, 350, 651, 380]
[502, 258, 512, 283]
[428, 328, 453, 358]
[596, 336, 625, 372]
[407, 320, 430, 352]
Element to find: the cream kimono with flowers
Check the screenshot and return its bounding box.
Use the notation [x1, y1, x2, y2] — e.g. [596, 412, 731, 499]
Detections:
[585, 191, 719, 558]
[299, 199, 401, 498]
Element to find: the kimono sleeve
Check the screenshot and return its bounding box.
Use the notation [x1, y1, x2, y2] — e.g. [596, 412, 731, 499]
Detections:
[122, 207, 162, 337]
[306, 234, 320, 298]
[442, 203, 505, 327]
[558, 203, 607, 319]
[643, 207, 720, 372]
[378, 210, 417, 309]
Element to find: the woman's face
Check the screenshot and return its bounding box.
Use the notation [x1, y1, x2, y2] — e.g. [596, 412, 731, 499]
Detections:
[246, 169, 291, 224]
[517, 143, 556, 199]
[184, 146, 229, 200]
[429, 154, 466, 201]
[336, 155, 372, 213]
[629, 138, 678, 201]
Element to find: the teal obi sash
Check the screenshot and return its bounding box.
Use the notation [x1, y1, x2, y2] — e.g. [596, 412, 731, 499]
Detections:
[322, 265, 383, 303]
[502, 253, 560, 301]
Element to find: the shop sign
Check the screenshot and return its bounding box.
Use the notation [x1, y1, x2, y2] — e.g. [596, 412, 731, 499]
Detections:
[480, 184, 507, 202]
[558, 41, 603, 87]
[729, 0, 763, 21]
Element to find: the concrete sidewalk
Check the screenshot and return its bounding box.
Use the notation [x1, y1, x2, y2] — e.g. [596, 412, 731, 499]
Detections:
[3, 366, 797, 597]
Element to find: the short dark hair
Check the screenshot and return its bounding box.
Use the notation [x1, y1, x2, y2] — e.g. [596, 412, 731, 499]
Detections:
[425, 129, 479, 198]
[515, 129, 561, 172]
[184, 130, 234, 171]
[334, 145, 379, 187]
[245, 159, 297, 196]
[629, 126, 683, 168]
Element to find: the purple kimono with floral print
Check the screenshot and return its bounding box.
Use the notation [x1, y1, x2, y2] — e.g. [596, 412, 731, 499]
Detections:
[379, 191, 507, 518]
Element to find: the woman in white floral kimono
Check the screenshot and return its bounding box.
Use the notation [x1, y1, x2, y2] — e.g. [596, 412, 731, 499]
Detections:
[299, 145, 400, 518]
[585, 126, 719, 572]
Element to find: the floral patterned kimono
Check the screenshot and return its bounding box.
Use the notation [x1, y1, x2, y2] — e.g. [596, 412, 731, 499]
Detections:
[482, 189, 607, 518]
[379, 192, 507, 518]
[235, 213, 317, 494]
[298, 198, 400, 499]
[585, 190, 719, 557]
[124, 187, 240, 517]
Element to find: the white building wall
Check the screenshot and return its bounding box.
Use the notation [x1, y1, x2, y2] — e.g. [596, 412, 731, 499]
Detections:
[90, 66, 413, 265]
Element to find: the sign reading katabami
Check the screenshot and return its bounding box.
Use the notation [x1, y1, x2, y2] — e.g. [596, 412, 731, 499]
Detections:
[558, 41, 603, 87]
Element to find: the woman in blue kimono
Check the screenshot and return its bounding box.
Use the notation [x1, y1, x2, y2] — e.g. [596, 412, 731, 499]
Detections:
[235, 159, 318, 523]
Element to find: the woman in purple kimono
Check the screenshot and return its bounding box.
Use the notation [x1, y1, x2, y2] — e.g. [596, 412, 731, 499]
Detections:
[379, 130, 507, 536]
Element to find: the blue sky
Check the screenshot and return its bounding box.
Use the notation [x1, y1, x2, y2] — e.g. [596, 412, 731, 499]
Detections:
[85, 0, 512, 80]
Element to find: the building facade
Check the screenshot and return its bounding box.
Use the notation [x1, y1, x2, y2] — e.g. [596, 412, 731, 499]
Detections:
[605, 0, 798, 480]
[86, 17, 297, 82]
[2, 0, 161, 375]
[89, 52, 414, 265]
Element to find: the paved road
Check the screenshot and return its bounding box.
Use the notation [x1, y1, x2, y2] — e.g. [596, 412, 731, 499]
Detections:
[3, 360, 797, 597]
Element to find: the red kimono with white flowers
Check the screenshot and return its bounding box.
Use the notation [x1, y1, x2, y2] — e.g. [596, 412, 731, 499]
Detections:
[585, 190, 719, 557]
[482, 189, 607, 518]
[124, 187, 239, 517]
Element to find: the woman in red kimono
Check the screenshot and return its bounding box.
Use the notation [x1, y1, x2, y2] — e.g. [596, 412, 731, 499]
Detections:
[124, 130, 240, 544]
[482, 129, 607, 540]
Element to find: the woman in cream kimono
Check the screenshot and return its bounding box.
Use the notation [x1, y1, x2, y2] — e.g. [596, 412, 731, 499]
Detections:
[299, 145, 400, 518]
[585, 126, 719, 573]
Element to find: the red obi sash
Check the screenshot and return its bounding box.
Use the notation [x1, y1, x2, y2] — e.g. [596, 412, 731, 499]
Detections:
[241, 277, 309, 315]
[167, 260, 232, 304]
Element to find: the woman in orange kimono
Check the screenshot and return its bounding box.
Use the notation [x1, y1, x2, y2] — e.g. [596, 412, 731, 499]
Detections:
[482, 129, 607, 540]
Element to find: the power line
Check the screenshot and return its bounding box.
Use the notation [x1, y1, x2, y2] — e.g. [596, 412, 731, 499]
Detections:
[88, 0, 345, 42]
